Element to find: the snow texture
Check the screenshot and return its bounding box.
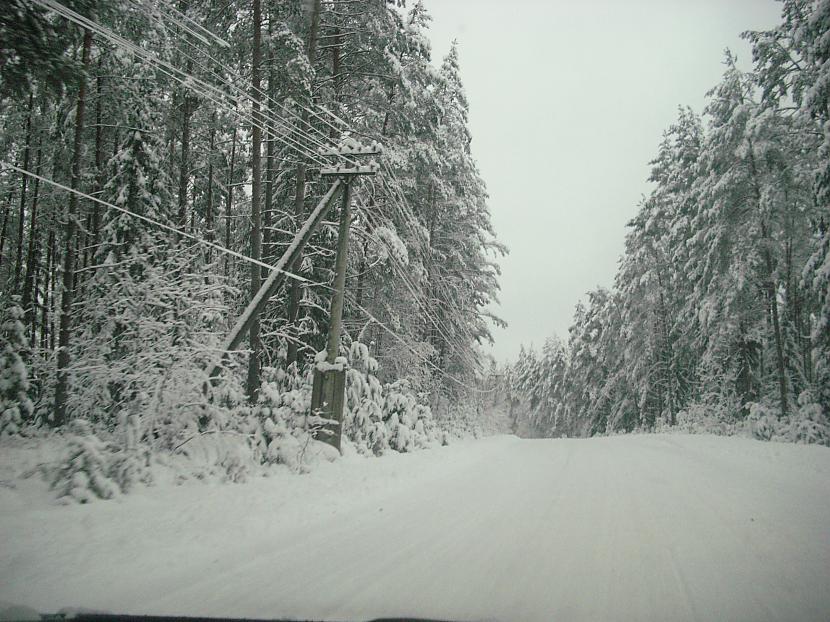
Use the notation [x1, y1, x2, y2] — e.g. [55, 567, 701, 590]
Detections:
[1, 434, 829, 621]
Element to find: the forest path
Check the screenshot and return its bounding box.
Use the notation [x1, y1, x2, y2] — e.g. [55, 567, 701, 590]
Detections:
[2, 434, 830, 621]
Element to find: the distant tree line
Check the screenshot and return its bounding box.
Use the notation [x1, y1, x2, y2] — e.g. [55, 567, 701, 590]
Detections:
[506, 0, 829, 442]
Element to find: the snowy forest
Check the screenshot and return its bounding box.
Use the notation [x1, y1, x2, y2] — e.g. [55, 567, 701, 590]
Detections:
[506, 1, 830, 445]
[0, 0, 506, 496]
[2, 2, 830, 620]
[1, 0, 829, 507]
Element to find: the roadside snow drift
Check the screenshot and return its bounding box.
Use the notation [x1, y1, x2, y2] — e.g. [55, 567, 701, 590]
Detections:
[2, 434, 829, 622]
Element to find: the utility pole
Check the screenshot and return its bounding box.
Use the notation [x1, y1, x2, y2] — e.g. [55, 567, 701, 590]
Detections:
[205, 180, 343, 386]
[311, 138, 381, 452]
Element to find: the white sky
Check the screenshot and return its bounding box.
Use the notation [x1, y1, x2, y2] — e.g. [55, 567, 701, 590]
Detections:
[424, 0, 783, 362]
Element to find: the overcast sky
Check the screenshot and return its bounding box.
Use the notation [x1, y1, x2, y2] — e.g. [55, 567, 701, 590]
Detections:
[424, 0, 782, 363]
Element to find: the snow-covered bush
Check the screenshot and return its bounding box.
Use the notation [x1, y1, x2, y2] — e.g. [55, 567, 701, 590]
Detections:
[257, 364, 314, 469]
[249, 343, 443, 464]
[788, 393, 830, 446]
[67, 243, 235, 446]
[109, 411, 153, 493]
[172, 429, 257, 483]
[742, 397, 829, 446]
[675, 402, 737, 436]
[383, 378, 439, 452]
[253, 363, 338, 472]
[52, 413, 159, 502]
[746, 402, 785, 442]
[434, 394, 480, 441]
[0, 296, 33, 437]
[344, 341, 387, 455]
[52, 419, 120, 503]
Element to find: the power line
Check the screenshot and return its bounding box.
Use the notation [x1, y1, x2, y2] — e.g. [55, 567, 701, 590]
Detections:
[356, 206, 484, 375]
[128, 0, 363, 168]
[0, 162, 310, 282]
[346, 294, 494, 394]
[363, 168, 489, 364]
[150, 0, 230, 48]
[34, 0, 333, 169]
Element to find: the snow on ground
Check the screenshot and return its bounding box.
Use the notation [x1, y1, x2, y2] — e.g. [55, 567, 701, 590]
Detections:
[1, 434, 830, 622]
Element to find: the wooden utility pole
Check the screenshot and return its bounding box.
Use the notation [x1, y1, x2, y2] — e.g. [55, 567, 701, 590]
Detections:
[324, 183, 351, 363]
[206, 180, 343, 384]
[311, 139, 381, 452]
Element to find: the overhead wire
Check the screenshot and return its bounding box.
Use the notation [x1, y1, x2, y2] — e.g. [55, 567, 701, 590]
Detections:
[35, 0, 332, 168]
[369, 162, 489, 360]
[0, 162, 310, 282]
[31, 0, 490, 390]
[127, 0, 362, 167]
[347, 173, 479, 364]
[154, 19, 341, 161]
[345, 293, 494, 394]
[357, 204, 483, 374]
[150, 0, 231, 48]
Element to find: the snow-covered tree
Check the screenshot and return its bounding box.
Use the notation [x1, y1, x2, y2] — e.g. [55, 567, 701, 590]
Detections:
[0, 296, 33, 436]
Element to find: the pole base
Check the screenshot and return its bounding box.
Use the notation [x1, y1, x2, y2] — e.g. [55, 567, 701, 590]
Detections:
[310, 367, 346, 452]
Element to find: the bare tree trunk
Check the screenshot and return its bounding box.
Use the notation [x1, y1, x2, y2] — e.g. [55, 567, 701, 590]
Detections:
[263, 16, 275, 262]
[285, 0, 322, 367]
[191, 171, 198, 234]
[654, 264, 676, 425]
[41, 225, 54, 350]
[285, 166, 306, 366]
[765, 244, 790, 417]
[83, 63, 104, 272]
[30, 233, 41, 349]
[21, 134, 43, 330]
[13, 92, 35, 293]
[355, 239, 368, 309]
[224, 128, 237, 277]
[54, 30, 92, 426]
[424, 184, 439, 346]
[746, 143, 789, 417]
[177, 78, 193, 230]
[329, 27, 341, 141]
[246, 0, 264, 402]
[206, 115, 215, 254]
[0, 186, 15, 270]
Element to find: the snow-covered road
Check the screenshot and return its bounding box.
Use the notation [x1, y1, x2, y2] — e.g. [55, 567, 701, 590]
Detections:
[2, 434, 830, 621]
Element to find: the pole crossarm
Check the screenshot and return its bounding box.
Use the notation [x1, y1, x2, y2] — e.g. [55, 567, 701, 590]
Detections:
[320, 162, 379, 176]
[206, 179, 343, 384]
[318, 138, 382, 176]
[317, 140, 383, 157]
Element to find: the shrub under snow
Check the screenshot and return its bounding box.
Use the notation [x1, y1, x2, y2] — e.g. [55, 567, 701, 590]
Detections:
[41, 339, 449, 500]
[254, 342, 443, 465]
[51, 413, 156, 503]
[674, 396, 830, 447]
[788, 393, 830, 446]
[52, 419, 121, 504]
